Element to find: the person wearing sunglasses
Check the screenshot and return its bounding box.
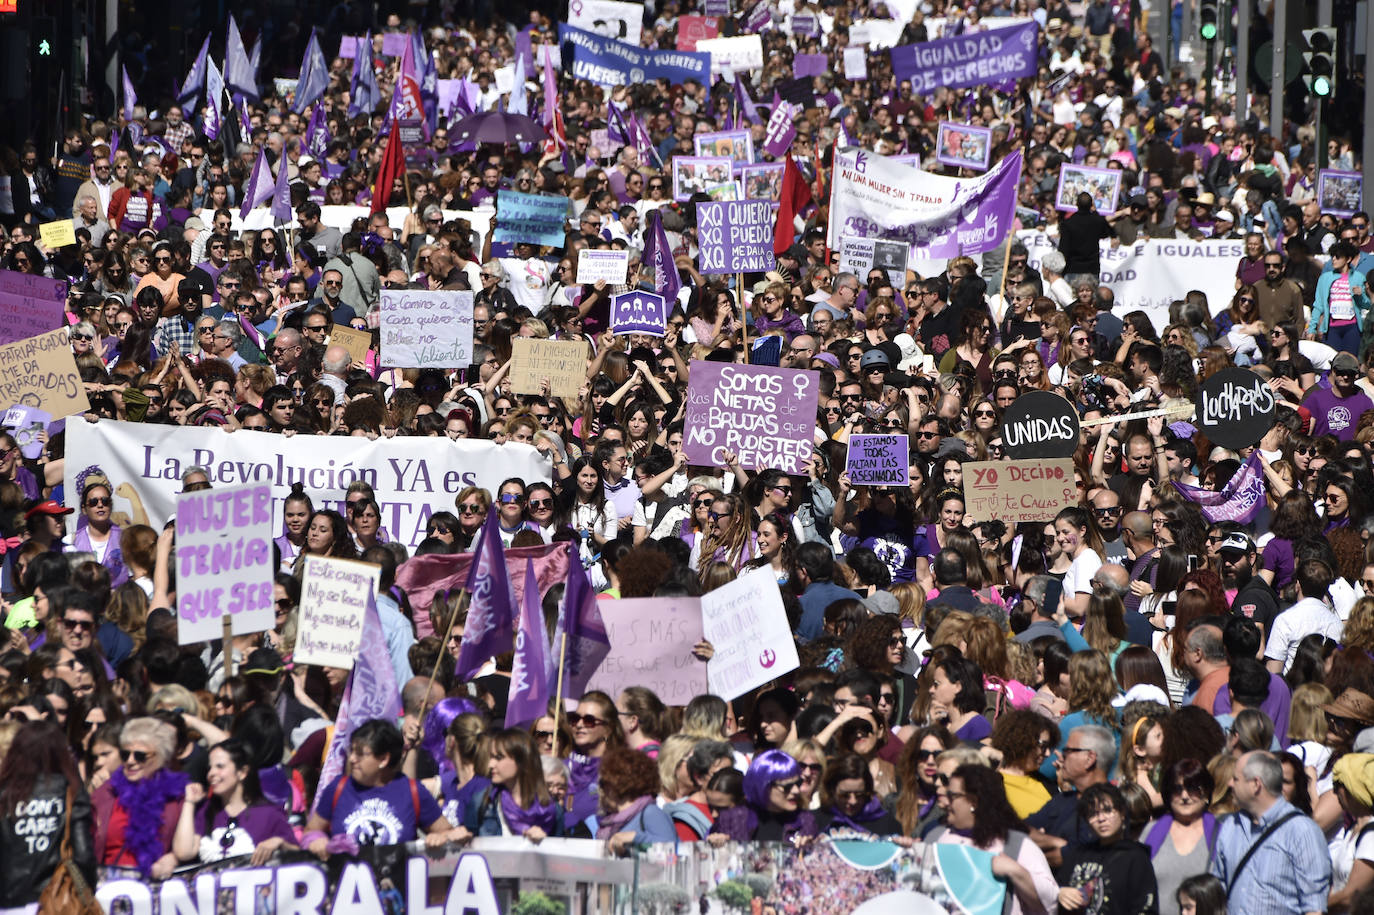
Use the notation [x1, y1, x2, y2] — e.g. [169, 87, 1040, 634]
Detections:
[565, 690, 627, 830]
[710, 749, 819, 841]
[92, 716, 187, 878]
[815, 753, 902, 836]
[171, 738, 297, 865]
[452, 486, 491, 552]
[70, 476, 126, 584]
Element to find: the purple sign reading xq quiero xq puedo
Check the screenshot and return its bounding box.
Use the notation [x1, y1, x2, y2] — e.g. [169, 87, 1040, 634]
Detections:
[683, 362, 818, 474]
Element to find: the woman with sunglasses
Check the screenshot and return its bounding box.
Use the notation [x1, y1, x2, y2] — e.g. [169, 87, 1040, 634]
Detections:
[939, 309, 998, 393]
[812, 753, 903, 837]
[452, 487, 490, 552]
[172, 738, 296, 866]
[565, 690, 626, 831]
[133, 241, 184, 311]
[70, 475, 125, 583]
[91, 716, 186, 877]
[1216, 285, 1266, 359]
[710, 749, 819, 841]
[1140, 758, 1217, 915]
[894, 724, 956, 836]
[1263, 320, 1317, 400]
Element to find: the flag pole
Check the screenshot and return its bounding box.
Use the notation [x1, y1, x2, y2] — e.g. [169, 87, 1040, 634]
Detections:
[418, 586, 467, 726]
[222, 613, 234, 679]
[553, 631, 568, 726]
[739, 273, 750, 363]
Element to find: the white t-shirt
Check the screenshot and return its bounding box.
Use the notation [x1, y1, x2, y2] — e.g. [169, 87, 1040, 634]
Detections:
[1330, 820, 1374, 892]
[1062, 548, 1103, 600]
[1265, 596, 1343, 672]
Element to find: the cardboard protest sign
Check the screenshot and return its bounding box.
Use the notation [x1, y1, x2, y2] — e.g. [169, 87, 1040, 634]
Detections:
[0, 329, 91, 419]
[683, 362, 818, 474]
[329, 324, 372, 365]
[843, 47, 867, 80]
[174, 483, 275, 645]
[1000, 391, 1079, 459]
[586, 598, 707, 704]
[38, 219, 76, 249]
[379, 289, 474, 368]
[1198, 366, 1275, 449]
[845, 434, 910, 486]
[294, 556, 383, 669]
[963, 459, 1077, 522]
[493, 191, 569, 248]
[511, 338, 590, 399]
[697, 200, 776, 274]
[702, 567, 799, 700]
[0, 269, 68, 345]
[576, 248, 629, 284]
[609, 291, 669, 336]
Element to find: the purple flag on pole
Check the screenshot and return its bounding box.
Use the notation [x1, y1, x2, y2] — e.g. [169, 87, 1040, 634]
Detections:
[177, 35, 209, 112]
[505, 560, 552, 729]
[204, 57, 224, 140]
[762, 100, 800, 158]
[225, 15, 259, 101]
[304, 103, 331, 158]
[311, 583, 402, 814]
[1174, 451, 1266, 523]
[238, 148, 275, 219]
[545, 543, 610, 702]
[541, 49, 559, 134]
[292, 29, 329, 114]
[454, 505, 517, 680]
[348, 37, 380, 118]
[733, 77, 764, 125]
[270, 153, 292, 224]
[641, 209, 681, 306]
[507, 50, 529, 117]
[121, 66, 137, 122]
[412, 30, 439, 131]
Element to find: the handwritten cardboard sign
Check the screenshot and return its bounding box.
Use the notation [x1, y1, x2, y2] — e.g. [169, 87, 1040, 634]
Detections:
[294, 556, 383, 670]
[586, 598, 707, 704]
[845, 434, 910, 486]
[576, 248, 629, 284]
[379, 289, 474, 368]
[174, 483, 275, 644]
[329, 324, 372, 365]
[702, 567, 799, 700]
[683, 362, 818, 474]
[0, 329, 90, 419]
[510, 338, 590, 399]
[963, 459, 1077, 522]
[609, 290, 668, 336]
[38, 219, 76, 249]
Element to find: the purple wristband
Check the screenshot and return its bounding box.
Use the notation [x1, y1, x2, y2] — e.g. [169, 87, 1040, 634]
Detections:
[302, 830, 329, 847]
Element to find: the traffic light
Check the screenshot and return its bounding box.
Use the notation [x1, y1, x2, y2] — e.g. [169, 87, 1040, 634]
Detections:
[1302, 27, 1337, 98]
[1198, 0, 1219, 41]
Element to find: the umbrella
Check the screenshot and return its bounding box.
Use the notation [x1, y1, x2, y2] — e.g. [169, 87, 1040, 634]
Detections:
[446, 111, 548, 151]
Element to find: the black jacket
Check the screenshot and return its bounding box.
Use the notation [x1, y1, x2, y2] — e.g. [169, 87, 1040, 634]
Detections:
[0, 774, 97, 906]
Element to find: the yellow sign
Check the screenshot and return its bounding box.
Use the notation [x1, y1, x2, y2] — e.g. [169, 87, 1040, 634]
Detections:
[328, 324, 372, 365]
[38, 219, 76, 249]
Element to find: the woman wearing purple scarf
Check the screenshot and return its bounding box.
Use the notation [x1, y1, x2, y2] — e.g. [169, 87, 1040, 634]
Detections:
[710, 750, 819, 842]
[565, 691, 626, 829]
[464, 729, 561, 840]
[814, 754, 902, 835]
[597, 746, 677, 854]
[91, 717, 188, 877]
[70, 475, 128, 587]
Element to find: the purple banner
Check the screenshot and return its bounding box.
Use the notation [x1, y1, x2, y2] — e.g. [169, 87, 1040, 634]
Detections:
[610, 291, 669, 336]
[889, 20, 1039, 92]
[1175, 451, 1266, 523]
[845, 434, 910, 486]
[793, 53, 828, 77]
[683, 362, 819, 473]
[762, 101, 800, 157]
[697, 200, 776, 274]
[792, 14, 819, 36]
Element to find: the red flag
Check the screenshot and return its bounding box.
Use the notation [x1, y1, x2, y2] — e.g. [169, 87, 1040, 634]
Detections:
[774, 154, 813, 257]
[370, 118, 405, 214]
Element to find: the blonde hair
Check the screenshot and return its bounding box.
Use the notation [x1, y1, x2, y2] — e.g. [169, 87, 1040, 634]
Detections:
[1068, 649, 1117, 723]
[656, 734, 700, 801]
[1288, 682, 1334, 744]
[937, 746, 988, 769]
[930, 611, 976, 649]
[890, 582, 926, 626]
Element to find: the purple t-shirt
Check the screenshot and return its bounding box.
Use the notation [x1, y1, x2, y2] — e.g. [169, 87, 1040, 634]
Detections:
[316, 776, 443, 845]
[193, 803, 296, 860]
[1261, 537, 1296, 591]
[1303, 387, 1374, 441]
[954, 715, 992, 742]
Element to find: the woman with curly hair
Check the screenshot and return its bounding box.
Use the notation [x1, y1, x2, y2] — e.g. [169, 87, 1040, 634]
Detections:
[991, 710, 1059, 818]
[1041, 650, 1118, 779]
[292, 509, 358, 571]
[597, 745, 676, 853]
[695, 492, 755, 572]
[743, 511, 799, 589]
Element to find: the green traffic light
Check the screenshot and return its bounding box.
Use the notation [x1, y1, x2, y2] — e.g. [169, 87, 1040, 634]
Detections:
[37, 39, 50, 56]
[1313, 75, 1332, 96]
[1200, 22, 1217, 40]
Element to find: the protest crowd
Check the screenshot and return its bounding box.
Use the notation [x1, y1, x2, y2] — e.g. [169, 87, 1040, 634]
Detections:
[1, 0, 1374, 912]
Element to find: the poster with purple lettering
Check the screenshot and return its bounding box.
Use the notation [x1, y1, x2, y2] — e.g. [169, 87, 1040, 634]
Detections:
[586, 598, 707, 705]
[380, 289, 475, 368]
[295, 556, 383, 669]
[0, 269, 67, 346]
[696, 200, 776, 274]
[174, 483, 275, 645]
[845, 434, 910, 486]
[609, 290, 669, 336]
[702, 567, 799, 700]
[683, 362, 818, 473]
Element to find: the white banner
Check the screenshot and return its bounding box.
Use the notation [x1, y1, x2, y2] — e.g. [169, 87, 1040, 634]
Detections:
[827, 147, 1021, 260]
[567, 0, 644, 46]
[696, 35, 765, 73]
[63, 421, 553, 550]
[1014, 230, 1245, 334]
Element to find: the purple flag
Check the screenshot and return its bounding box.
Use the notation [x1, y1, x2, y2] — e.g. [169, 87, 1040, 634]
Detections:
[641, 209, 681, 306]
[238, 148, 275, 219]
[505, 560, 552, 729]
[270, 153, 292, 224]
[225, 14, 259, 101]
[121, 66, 137, 122]
[292, 29, 329, 114]
[177, 35, 210, 112]
[348, 37, 380, 118]
[411, 30, 439, 131]
[454, 505, 517, 680]
[733, 77, 764, 126]
[545, 543, 610, 702]
[204, 57, 224, 140]
[311, 583, 402, 815]
[507, 51, 529, 117]
[304, 103, 331, 158]
[1175, 451, 1266, 523]
[762, 100, 800, 157]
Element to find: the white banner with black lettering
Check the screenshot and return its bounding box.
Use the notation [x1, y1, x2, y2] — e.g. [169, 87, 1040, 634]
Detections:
[63, 421, 552, 550]
[1014, 231, 1245, 334]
